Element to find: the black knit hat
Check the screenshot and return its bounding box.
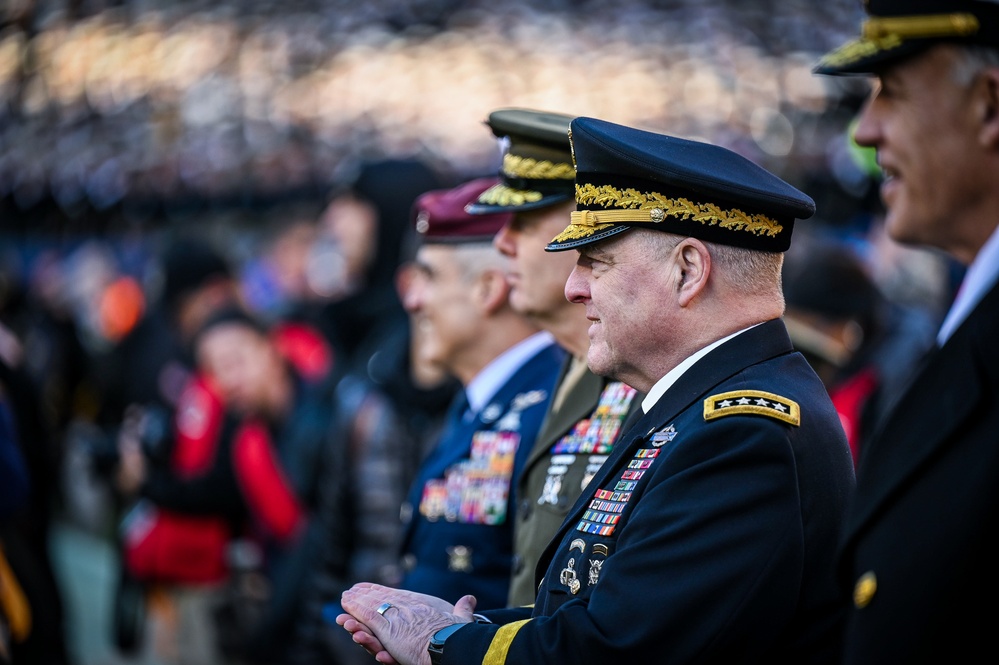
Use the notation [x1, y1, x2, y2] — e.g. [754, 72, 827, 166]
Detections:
[161, 238, 231, 309]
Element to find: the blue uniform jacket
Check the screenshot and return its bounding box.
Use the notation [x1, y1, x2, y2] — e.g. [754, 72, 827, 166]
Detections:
[399, 341, 564, 610]
[443, 319, 856, 664]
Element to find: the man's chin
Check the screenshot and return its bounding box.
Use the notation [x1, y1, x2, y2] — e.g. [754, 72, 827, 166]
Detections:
[883, 209, 917, 245]
[585, 349, 611, 378]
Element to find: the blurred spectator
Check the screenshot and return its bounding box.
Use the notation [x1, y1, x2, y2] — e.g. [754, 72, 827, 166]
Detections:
[63, 234, 238, 543]
[115, 304, 339, 664]
[308, 158, 445, 377]
[72, 236, 243, 662]
[0, 390, 29, 663]
[240, 212, 322, 323]
[190, 307, 336, 663]
[288, 261, 459, 665]
[99, 235, 240, 426]
[0, 387, 28, 520]
[782, 241, 935, 465]
[5, 249, 93, 445]
[0, 320, 72, 665]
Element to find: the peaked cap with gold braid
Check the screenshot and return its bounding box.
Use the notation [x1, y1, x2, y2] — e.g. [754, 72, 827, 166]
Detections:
[815, 0, 999, 76]
[465, 108, 576, 215]
[544, 117, 815, 253]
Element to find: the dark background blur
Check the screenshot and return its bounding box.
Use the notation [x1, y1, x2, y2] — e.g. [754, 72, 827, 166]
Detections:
[3, 0, 911, 394]
[2, 0, 869, 229]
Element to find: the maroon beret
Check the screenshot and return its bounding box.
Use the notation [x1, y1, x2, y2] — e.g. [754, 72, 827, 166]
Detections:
[412, 178, 513, 243]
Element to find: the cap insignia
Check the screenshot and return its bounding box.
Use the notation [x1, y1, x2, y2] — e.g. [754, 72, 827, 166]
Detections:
[703, 389, 800, 427]
[416, 211, 430, 235]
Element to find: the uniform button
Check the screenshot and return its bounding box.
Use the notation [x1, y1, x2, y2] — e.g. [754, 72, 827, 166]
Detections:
[512, 555, 523, 574]
[402, 554, 417, 571]
[519, 500, 533, 520]
[853, 571, 877, 609]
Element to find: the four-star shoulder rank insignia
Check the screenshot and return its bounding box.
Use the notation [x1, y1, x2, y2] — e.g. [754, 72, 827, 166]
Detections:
[703, 389, 800, 426]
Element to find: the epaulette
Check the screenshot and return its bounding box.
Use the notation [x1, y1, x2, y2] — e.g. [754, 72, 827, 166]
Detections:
[703, 390, 800, 426]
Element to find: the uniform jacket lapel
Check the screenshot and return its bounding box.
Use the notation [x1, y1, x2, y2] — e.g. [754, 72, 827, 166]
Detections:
[524, 360, 606, 472]
[843, 279, 999, 541]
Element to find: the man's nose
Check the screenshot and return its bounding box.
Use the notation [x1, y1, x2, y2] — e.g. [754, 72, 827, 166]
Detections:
[565, 265, 588, 304]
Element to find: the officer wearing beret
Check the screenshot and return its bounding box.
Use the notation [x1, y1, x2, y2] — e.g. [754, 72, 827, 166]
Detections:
[338, 118, 855, 665]
[816, 1, 999, 662]
[396, 178, 564, 612]
[467, 108, 643, 608]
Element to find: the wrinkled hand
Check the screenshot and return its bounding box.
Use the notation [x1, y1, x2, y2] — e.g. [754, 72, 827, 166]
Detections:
[338, 583, 477, 665]
[338, 585, 459, 664]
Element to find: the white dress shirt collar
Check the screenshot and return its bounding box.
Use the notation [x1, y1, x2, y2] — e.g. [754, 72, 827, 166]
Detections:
[936, 222, 999, 346]
[641, 324, 761, 413]
[465, 331, 555, 415]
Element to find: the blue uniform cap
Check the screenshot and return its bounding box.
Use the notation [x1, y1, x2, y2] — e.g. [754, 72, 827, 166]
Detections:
[815, 0, 999, 76]
[545, 117, 815, 253]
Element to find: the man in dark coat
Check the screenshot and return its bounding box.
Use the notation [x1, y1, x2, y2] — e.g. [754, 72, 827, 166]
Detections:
[815, 1, 999, 662]
[336, 116, 856, 665]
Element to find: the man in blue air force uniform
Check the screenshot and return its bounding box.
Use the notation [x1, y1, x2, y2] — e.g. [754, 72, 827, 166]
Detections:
[338, 117, 856, 665]
[397, 178, 564, 611]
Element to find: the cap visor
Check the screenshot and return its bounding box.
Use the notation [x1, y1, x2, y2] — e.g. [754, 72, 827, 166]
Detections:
[815, 38, 928, 75]
[545, 224, 633, 252]
[466, 191, 573, 215]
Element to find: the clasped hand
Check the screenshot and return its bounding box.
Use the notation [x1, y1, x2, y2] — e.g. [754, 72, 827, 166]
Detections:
[337, 582, 478, 665]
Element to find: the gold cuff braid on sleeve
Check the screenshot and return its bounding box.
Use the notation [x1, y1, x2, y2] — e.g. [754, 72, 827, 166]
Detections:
[482, 619, 531, 665]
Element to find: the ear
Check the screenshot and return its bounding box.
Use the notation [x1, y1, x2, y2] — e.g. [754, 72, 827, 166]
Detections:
[674, 239, 711, 308]
[977, 66, 999, 148]
[475, 269, 511, 315]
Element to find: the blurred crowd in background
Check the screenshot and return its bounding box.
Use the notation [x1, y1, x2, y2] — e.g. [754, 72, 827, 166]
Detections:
[0, 1, 964, 664]
[3, 0, 873, 225]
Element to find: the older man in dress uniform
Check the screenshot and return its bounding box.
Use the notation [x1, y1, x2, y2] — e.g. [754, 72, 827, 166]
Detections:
[337, 117, 856, 665]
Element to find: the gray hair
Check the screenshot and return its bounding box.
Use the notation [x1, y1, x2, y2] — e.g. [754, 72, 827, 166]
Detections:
[451, 241, 509, 281]
[708, 242, 784, 298]
[952, 44, 999, 86]
[640, 229, 784, 299]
